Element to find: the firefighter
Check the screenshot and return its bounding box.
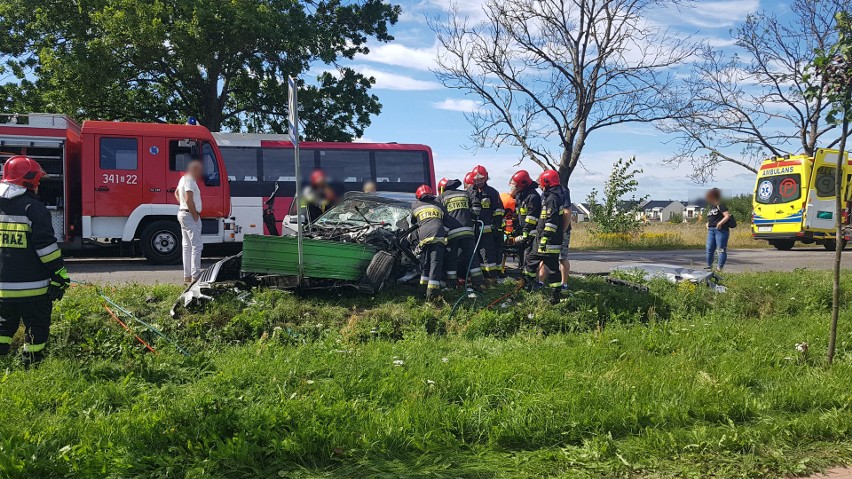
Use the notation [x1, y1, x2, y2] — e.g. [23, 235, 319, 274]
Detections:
[509, 170, 541, 270]
[468, 165, 505, 279]
[523, 169, 564, 304]
[301, 169, 336, 224]
[412, 185, 447, 300]
[0, 156, 69, 366]
[440, 178, 484, 289]
[463, 172, 475, 188]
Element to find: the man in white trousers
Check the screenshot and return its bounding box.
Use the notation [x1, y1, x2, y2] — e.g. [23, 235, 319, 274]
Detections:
[176, 159, 204, 283]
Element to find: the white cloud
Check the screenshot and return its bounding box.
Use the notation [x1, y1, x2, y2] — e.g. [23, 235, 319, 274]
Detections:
[678, 0, 760, 28]
[361, 43, 438, 71]
[422, 0, 489, 21]
[351, 65, 442, 91]
[432, 98, 483, 113]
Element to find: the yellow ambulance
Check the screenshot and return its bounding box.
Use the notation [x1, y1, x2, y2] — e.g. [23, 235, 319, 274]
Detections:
[752, 148, 851, 250]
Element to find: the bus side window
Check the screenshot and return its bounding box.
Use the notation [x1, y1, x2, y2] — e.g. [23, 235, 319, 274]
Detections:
[319, 149, 371, 184]
[374, 151, 428, 184]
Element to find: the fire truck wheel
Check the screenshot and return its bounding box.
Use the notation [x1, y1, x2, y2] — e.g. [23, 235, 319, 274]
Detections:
[140, 220, 182, 265]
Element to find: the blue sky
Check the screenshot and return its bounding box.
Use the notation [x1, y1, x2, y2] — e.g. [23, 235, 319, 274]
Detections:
[335, 0, 788, 202]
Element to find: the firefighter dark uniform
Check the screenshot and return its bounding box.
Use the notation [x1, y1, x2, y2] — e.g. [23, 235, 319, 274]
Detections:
[412, 185, 448, 299]
[513, 181, 541, 267]
[468, 166, 504, 278]
[0, 156, 70, 365]
[440, 179, 484, 287]
[524, 170, 564, 302]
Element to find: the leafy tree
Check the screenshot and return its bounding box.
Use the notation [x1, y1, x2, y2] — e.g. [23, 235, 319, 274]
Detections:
[807, 10, 852, 364]
[661, 0, 848, 181]
[724, 194, 754, 225]
[586, 157, 648, 234]
[0, 0, 400, 140]
[432, 0, 694, 184]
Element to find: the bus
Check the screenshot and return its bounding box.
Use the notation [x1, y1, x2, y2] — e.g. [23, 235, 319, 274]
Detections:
[212, 133, 436, 240]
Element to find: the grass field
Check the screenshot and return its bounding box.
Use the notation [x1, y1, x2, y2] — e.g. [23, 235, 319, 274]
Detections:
[2, 271, 852, 478]
[570, 222, 764, 250]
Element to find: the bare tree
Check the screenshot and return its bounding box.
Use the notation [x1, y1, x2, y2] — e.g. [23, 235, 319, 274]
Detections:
[661, 0, 847, 182]
[431, 0, 693, 184]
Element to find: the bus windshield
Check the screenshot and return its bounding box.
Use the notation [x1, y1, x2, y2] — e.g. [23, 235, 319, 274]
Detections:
[755, 173, 802, 204]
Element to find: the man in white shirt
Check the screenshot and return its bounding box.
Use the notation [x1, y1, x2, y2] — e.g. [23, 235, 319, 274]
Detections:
[175, 159, 204, 282]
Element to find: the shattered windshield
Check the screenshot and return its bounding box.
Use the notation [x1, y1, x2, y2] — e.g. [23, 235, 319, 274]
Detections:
[315, 198, 410, 230]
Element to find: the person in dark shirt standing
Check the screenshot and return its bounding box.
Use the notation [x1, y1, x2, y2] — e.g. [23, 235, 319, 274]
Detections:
[705, 188, 731, 271]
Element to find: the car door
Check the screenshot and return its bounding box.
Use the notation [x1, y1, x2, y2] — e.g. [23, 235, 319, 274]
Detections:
[93, 135, 143, 217]
[804, 149, 849, 233]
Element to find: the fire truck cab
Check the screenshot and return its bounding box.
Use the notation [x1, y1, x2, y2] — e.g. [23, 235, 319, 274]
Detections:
[0, 113, 234, 264]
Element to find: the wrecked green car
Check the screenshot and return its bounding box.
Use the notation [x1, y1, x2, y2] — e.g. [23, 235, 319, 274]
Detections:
[172, 193, 420, 315]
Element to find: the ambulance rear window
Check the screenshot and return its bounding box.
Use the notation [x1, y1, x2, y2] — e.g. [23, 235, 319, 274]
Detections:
[755, 174, 801, 204]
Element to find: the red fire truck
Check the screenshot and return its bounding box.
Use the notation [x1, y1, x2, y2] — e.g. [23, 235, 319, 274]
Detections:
[0, 113, 235, 264]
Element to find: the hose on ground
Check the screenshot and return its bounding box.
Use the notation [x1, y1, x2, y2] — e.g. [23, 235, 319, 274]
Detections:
[447, 220, 485, 322]
[73, 280, 191, 356]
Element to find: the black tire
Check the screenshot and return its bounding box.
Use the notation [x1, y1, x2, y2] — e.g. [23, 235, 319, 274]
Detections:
[770, 239, 795, 251]
[364, 251, 396, 292]
[822, 239, 847, 251]
[140, 220, 182, 265]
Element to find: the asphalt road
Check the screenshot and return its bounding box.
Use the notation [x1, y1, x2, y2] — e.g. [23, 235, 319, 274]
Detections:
[66, 247, 852, 285]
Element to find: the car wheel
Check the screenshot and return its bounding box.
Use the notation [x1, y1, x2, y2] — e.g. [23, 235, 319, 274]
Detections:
[823, 239, 847, 251]
[141, 220, 182, 265]
[364, 251, 395, 292]
[770, 239, 795, 251]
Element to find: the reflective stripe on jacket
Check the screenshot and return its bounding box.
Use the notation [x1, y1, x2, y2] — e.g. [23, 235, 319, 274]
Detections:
[468, 185, 504, 232]
[514, 185, 541, 238]
[0, 191, 64, 301]
[535, 188, 565, 254]
[411, 198, 448, 246]
[440, 189, 474, 239]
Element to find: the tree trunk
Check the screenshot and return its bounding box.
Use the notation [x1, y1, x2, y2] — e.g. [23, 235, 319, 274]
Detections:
[828, 92, 851, 365]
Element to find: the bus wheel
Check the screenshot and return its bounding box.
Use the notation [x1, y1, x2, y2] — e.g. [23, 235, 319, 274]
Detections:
[823, 239, 847, 251]
[770, 239, 795, 251]
[140, 220, 182, 265]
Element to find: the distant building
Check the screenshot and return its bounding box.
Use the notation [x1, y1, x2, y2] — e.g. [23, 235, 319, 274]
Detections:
[569, 203, 591, 223]
[683, 199, 707, 221]
[639, 200, 686, 222]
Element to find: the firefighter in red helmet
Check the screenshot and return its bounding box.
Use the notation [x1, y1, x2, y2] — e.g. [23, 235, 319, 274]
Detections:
[300, 168, 336, 225]
[439, 178, 484, 289]
[0, 156, 69, 366]
[508, 169, 541, 268]
[463, 172, 475, 187]
[412, 184, 448, 300]
[467, 165, 505, 280]
[523, 169, 564, 304]
[437, 178, 449, 194]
